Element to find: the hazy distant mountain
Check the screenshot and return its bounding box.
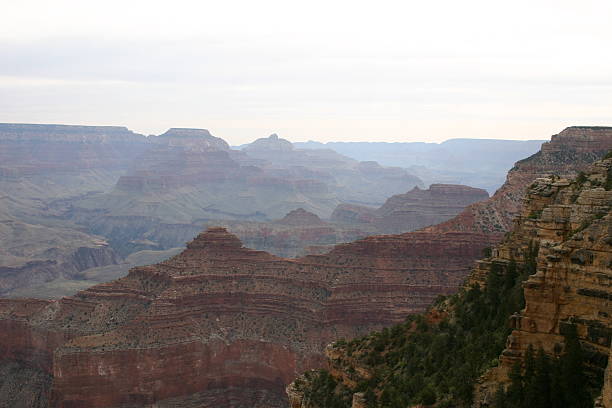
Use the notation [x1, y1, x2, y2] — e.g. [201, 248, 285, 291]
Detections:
[0, 124, 425, 295]
[294, 138, 546, 193]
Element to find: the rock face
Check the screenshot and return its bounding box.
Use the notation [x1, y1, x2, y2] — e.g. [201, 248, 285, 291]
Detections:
[294, 138, 547, 194]
[277, 208, 326, 226]
[243, 133, 294, 152]
[472, 155, 612, 406]
[285, 152, 612, 408]
[2, 125, 610, 406]
[0, 124, 148, 295]
[428, 126, 612, 234]
[0, 123, 422, 294]
[332, 183, 489, 234]
[0, 225, 492, 407]
[0, 123, 148, 177]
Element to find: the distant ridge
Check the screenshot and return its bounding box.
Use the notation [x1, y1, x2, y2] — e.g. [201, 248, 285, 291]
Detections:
[0, 123, 136, 134]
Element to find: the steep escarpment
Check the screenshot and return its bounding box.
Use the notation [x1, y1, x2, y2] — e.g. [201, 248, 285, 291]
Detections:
[471, 154, 612, 407]
[0, 123, 148, 177]
[0, 124, 150, 295]
[1, 123, 423, 294]
[241, 134, 424, 207]
[68, 131, 423, 257]
[332, 184, 488, 234]
[428, 126, 612, 234]
[0, 224, 491, 407]
[0, 216, 120, 296]
[288, 154, 612, 408]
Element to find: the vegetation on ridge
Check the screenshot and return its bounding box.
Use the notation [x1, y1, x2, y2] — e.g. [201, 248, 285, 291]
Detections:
[295, 243, 538, 407]
[295, 237, 601, 407]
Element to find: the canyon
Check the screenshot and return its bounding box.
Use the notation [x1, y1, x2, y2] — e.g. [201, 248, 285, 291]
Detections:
[0, 226, 492, 407]
[0, 124, 425, 296]
[332, 183, 489, 234]
[293, 138, 546, 194]
[0, 124, 495, 298]
[287, 135, 612, 407]
[471, 151, 612, 407]
[0, 125, 610, 407]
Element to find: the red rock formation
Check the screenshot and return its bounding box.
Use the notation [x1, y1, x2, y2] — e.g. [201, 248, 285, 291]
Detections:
[427, 126, 612, 234]
[0, 226, 492, 407]
[471, 155, 612, 406]
[277, 208, 326, 226]
[2, 125, 610, 406]
[332, 183, 489, 233]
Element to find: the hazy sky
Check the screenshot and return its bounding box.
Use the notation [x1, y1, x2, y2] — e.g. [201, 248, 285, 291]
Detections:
[1, 0, 611, 144]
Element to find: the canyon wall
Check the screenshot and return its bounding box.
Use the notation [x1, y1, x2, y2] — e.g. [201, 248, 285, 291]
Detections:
[428, 126, 612, 234]
[472, 154, 612, 406]
[332, 183, 489, 234]
[0, 124, 422, 295]
[286, 134, 612, 408]
[0, 226, 492, 407]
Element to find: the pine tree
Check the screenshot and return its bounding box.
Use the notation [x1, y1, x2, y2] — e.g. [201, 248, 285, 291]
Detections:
[506, 360, 524, 407]
[560, 325, 590, 407]
[530, 348, 552, 408]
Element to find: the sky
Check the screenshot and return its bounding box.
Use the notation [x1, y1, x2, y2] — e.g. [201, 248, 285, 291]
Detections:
[1, 0, 611, 144]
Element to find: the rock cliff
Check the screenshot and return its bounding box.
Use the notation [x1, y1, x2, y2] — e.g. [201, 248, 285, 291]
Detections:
[428, 126, 612, 234]
[332, 184, 489, 234]
[286, 151, 612, 408]
[0, 225, 491, 407]
[0, 123, 148, 177]
[472, 154, 612, 407]
[0, 123, 422, 295]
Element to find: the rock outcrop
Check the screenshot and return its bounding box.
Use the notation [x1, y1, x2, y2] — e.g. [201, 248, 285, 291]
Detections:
[0, 224, 492, 407]
[153, 128, 231, 151]
[0, 123, 422, 294]
[427, 126, 612, 234]
[472, 154, 612, 406]
[0, 123, 148, 177]
[286, 151, 612, 408]
[332, 183, 489, 234]
[277, 208, 326, 226]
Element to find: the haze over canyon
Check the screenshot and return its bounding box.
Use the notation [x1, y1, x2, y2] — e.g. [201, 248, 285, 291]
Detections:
[0, 123, 610, 407]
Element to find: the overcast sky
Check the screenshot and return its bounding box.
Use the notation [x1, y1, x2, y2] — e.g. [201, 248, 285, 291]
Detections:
[1, 0, 611, 144]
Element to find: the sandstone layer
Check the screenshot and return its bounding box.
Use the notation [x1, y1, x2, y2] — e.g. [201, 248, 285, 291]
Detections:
[0, 226, 492, 407]
[66, 131, 423, 258]
[0, 124, 422, 295]
[286, 144, 612, 408]
[332, 183, 489, 234]
[427, 126, 612, 234]
[472, 155, 612, 406]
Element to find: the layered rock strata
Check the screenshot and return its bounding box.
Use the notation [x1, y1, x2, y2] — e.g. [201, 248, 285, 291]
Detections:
[0, 124, 422, 294]
[473, 155, 612, 406]
[286, 151, 612, 408]
[0, 226, 491, 407]
[0, 123, 148, 177]
[428, 126, 612, 234]
[332, 184, 489, 234]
